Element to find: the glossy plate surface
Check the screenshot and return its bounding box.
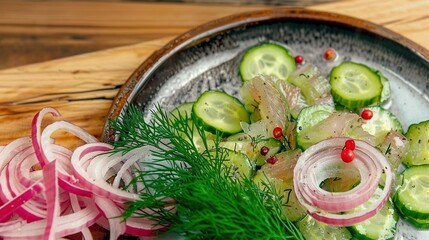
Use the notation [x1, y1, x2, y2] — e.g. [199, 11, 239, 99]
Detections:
[103, 8, 429, 239]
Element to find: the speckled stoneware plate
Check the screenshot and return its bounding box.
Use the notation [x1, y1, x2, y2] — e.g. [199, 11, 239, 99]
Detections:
[103, 8, 429, 239]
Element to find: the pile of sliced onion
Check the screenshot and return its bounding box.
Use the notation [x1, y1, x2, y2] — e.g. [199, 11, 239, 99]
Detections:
[293, 137, 393, 226]
[0, 107, 171, 239]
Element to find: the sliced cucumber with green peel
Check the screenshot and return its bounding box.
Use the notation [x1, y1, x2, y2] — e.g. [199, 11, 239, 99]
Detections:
[402, 215, 429, 229]
[296, 106, 375, 150]
[220, 133, 282, 166]
[348, 188, 398, 240]
[361, 106, 403, 145]
[394, 165, 429, 221]
[253, 138, 282, 166]
[193, 90, 250, 135]
[222, 149, 254, 180]
[296, 104, 335, 135]
[330, 62, 383, 109]
[239, 43, 296, 82]
[253, 150, 306, 222]
[378, 71, 391, 103]
[253, 173, 306, 222]
[178, 120, 216, 153]
[296, 104, 335, 150]
[296, 215, 352, 240]
[169, 102, 194, 121]
[319, 173, 360, 193]
[402, 120, 429, 166]
[240, 120, 270, 139]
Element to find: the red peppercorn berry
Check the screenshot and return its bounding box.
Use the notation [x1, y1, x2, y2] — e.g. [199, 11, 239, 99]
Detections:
[272, 127, 283, 139]
[344, 139, 356, 151]
[361, 109, 373, 120]
[341, 148, 355, 163]
[295, 55, 304, 64]
[260, 146, 270, 156]
[324, 48, 337, 61]
[266, 156, 278, 165]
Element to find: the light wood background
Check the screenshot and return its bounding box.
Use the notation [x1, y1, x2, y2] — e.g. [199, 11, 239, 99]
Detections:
[0, 0, 347, 70]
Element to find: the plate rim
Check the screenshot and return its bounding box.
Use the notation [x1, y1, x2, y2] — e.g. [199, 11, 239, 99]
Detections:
[102, 7, 429, 142]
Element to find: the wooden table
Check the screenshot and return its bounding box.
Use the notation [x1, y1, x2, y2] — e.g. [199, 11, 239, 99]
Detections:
[1, 0, 429, 146]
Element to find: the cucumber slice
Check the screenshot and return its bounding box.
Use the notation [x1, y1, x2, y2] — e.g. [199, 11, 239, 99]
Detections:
[239, 43, 296, 82]
[361, 106, 403, 145]
[296, 215, 352, 240]
[253, 138, 282, 166]
[403, 120, 429, 166]
[222, 149, 254, 180]
[402, 215, 429, 229]
[193, 90, 250, 135]
[169, 102, 194, 121]
[178, 120, 216, 153]
[330, 62, 383, 109]
[394, 165, 429, 220]
[254, 173, 306, 222]
[253, 150, 306, 222]
[170, 102, 217, 152]
[296, 104, 335, 150]
[220, 133, 282, 166]
[348, 188, 398, 240]
[240, 120, 270, 139]
[296, 106, 376, 150]
[378, 71, 391, 103]
[319, 173, 360, 193]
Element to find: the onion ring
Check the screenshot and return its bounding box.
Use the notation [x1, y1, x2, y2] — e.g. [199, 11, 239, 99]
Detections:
[294, 137, 393, 226]
[0, 107, 172, 239]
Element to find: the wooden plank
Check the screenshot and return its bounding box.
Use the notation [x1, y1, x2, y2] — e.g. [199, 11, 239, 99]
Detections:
[1, 0, 428, 69]
[311, 0, 429, 49]
[0, 37, 172, 145]
[0, 1, 265, 69]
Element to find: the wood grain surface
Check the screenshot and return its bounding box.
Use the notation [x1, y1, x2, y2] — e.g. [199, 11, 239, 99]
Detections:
[0, 0, 348, 70]
[0, 1, 264, 69]
[1, 0, 429, 146]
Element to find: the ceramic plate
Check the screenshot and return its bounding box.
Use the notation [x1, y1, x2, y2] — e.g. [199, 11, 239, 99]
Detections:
[103, 8, 429, 239]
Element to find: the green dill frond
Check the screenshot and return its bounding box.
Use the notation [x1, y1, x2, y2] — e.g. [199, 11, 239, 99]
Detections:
[110, 104, 303, 240]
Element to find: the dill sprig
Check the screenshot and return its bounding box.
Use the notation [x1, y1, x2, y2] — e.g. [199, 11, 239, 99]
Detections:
[110, 104, 303, 240]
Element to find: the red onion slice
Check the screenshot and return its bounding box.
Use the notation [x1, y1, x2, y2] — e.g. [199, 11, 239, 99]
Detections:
[69, 193, 93, 240]
[42, 160, 60, 240]
[31, 107, 60, 167]
[70, 143, 140, 202]
[0, 204, 100, 238]
[0, 220, 24, 233]
[0, 107, 173, 239]
[0, 180, 44, 222]
[0, 137, 47, 222]
[94, 196, 126, 239]
[294, 137, 393, 226]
